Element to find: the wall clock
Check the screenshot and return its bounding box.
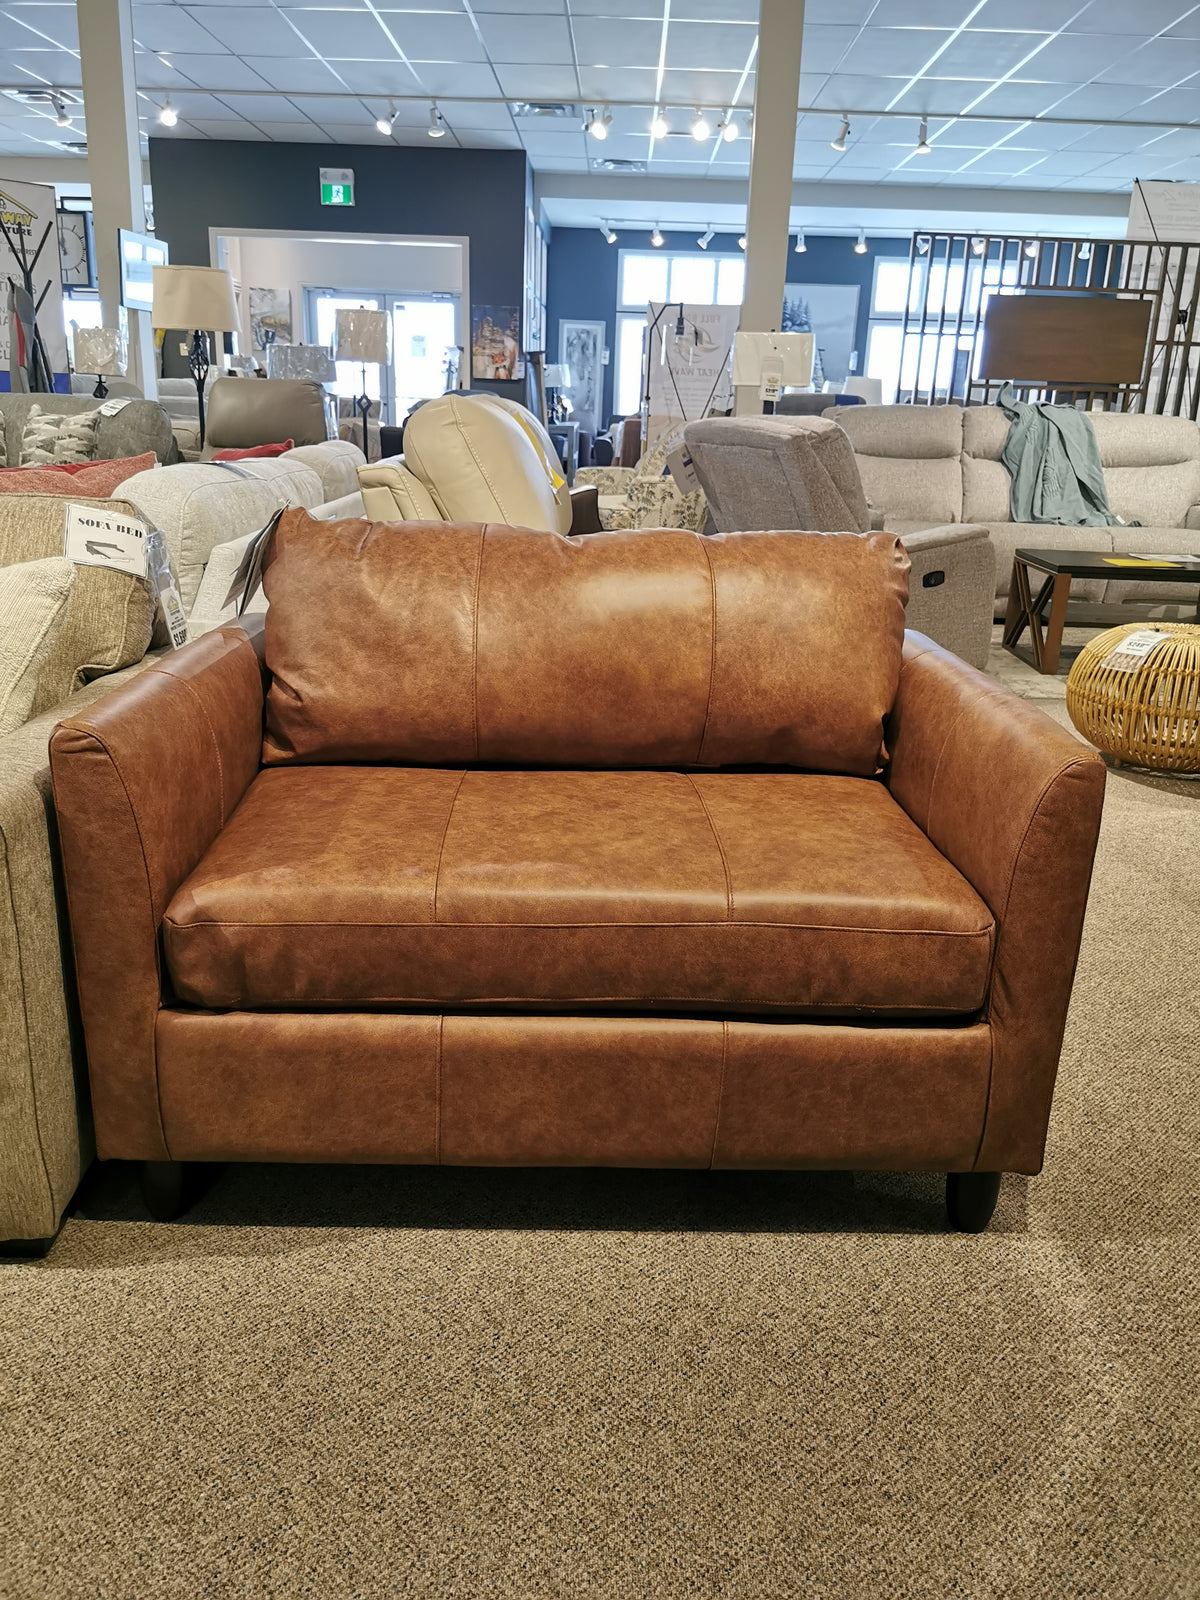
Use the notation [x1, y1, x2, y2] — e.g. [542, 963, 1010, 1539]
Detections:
[57, 209, 95, 289]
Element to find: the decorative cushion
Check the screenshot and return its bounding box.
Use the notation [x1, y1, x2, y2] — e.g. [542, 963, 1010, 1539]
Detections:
[0, 557, 76, 734]
[212, 440, 294, 461]
[20, 405, 100, 466]
[0, 495, 155, 714]
[0, 452, 156, 498]
[261, 514, 910, 776]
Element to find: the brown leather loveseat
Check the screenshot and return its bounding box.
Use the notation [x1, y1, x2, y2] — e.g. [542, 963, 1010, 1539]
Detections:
[49, 517, 1105, 1233]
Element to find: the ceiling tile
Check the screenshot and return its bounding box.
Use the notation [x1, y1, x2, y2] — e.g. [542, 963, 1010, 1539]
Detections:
[1029, 82, 1152, 117]
[182, 7, 309, 55]
[252, 121, 329, 141]
[966, 81, 1063, 117]
[799, 25, 859, 75]
[665, 20, 757, 71]
[0, 10, 78, 48]
[134, 53, 199, 89]
[440, 101, 514, 130]
[186, 119, 270, 139]
[387, 13, 485, 62]
[473, 0, 565, 10]
[478, 13, 574, 63]
[812, 73, 912, 110]
[1073, 0, 1200, 33]
[1128, 84, 1200, 120]
[1015, 33, 1134, 79]
[218, 92, 310, 121]
[803, 0, 877, 20]
[672, 0, 758, 18]
[657, 67, 745, 102]
[329, 59, 432, 93]
[867, 0, 980, 25]
[929, 31, 1056, 78]
[493, 64, 578, 98]
[407, 60, 500, 95]
[838, 28, 956, 77]
[571, 17, 663, 67]
[1026, 150, 1110, 174]
[160, 53, 274, 89]
[279, 9, 393, 57]
[132, 5, 228, 52]
[1099, 40, 1200, 87]
[969, 0, 1085, 25]
[577, 64, 659, 99]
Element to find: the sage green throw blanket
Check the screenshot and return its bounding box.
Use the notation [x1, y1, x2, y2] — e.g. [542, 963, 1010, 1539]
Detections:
[997, 382, 1128, 527]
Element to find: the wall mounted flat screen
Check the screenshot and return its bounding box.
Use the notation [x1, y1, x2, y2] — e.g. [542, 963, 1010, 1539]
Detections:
[978, 294, 1151, 386]
[118, 228, 168, 312]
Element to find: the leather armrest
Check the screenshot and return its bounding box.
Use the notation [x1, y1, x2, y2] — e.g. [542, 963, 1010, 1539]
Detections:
[49, 624, 264, 1161]
[569, 483, 604, 536]
[886, 632, 1105, 1173]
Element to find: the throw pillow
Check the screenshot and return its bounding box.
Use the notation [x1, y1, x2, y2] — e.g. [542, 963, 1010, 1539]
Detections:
[0, 452, 156, 498]
[20, 405, 101, 466]
[0, 557, 76, 734]
[212, 440, 294, 461]
[0, 494, 155, 714]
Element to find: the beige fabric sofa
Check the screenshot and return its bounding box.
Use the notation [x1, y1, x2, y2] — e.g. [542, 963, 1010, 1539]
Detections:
[1, 445, 364, 1248]
[833, 405, 1200, 615]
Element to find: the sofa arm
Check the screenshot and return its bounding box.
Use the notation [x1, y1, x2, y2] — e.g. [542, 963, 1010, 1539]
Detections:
[887, 632, 1105, 1173]
[575, 465, 635, 496]
[359, 458, 440, 521]
[1185, 505, 1200, 531]
[49, 622, 265, 1161]
[569, 483, 604, 535]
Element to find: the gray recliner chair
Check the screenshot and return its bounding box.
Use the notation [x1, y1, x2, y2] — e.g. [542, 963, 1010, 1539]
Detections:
[683, 414, 994, 669]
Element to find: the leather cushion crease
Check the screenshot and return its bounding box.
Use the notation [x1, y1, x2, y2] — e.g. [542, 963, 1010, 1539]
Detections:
[259, 514, 911, 776]
[162, 768, 995, 1015]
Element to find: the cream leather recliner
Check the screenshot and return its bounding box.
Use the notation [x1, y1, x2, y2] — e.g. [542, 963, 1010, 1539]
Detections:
[358, 392, 603, 534]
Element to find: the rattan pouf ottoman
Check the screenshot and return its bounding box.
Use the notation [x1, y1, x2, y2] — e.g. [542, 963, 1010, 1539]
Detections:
[1066, 622, 1200, 772]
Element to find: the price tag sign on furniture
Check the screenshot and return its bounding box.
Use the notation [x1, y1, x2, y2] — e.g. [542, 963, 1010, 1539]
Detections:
[320, 167, 354, 207]
[758, 359, 784, 403]
[63, 503, 148, 578]
[1100, 629, 1170, 674]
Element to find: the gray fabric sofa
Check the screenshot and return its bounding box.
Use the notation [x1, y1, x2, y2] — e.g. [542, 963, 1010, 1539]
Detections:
[0, 391, 176, 466]
[831, 404, 1200, 615]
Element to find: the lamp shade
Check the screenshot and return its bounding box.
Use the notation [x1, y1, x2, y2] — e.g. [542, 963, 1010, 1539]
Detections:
[335, 308, 389, 365]
[151, 265, 240, 333]
[72, 326, 126, 376]
[543, 364, 571, 387]
[268, 343, 337, 383]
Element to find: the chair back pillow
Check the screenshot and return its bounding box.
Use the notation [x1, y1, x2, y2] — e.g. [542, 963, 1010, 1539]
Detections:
[261, 514, 910, 775]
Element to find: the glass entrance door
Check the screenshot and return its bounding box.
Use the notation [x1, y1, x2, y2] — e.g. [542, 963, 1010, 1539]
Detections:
[308, 289, 460, 425]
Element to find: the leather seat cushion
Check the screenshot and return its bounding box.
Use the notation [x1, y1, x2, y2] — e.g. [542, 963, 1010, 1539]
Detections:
[164, 767, 995, 1015]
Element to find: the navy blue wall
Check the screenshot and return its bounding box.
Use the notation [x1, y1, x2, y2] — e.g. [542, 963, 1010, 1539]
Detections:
[148, 138, 529, 397]
[546, 227, 911, 424]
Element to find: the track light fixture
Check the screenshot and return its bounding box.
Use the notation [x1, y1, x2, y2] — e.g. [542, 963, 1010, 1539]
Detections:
[52, 95, 71, 129]
[1078, 241, 1093, 260]
[737, 235, 746, 251]
[650, 225, 664, 248]
[794, 231, 806, 253]
[697, 228, 715, 249]
[691, 109, 711, 142]
[158, 100, 178, 128]
[718, 115, 739, 143]
[586, 107, 612, 140]
[375, 108, 395, 136]
[970, 235, 986, 256]
[916, 234, 932, 255]
[916, 117, 931, 155]
[831, 117, 849, 152]
[428, 102, 446, 137]
[650, 110, 669, 139]
[599, 224, 618, 244]
[854, 229, 868, 255]
[1024, 239, 1039, 257]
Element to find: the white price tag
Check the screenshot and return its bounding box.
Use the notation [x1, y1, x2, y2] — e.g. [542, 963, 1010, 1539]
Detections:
[1100, 629, 1171, 673]
[63, 503, 148, 578]
[758, 359, 784, 403]
[146, 525, 188, 650]
[98, 396, 132, 417]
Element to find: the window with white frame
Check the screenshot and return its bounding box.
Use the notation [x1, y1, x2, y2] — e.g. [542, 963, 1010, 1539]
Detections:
[865, 255, 1022, 402]
[614, 249, 745, 417]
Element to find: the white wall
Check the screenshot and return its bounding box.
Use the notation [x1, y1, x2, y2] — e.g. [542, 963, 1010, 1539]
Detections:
[216, 232, 464, 349]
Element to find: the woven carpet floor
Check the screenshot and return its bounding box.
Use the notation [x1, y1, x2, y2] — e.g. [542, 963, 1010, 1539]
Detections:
[2, 632, 1197, 1598]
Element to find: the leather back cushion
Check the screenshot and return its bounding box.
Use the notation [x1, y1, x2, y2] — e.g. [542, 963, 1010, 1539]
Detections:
[261, 514, 910, 774]
[402, 393, 573, 537]
[204, 378, 330, 450]
[833, 404, 964, 525]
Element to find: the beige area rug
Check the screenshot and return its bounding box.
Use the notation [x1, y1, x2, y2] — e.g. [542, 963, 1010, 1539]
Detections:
[2, 629, 1198, 1599]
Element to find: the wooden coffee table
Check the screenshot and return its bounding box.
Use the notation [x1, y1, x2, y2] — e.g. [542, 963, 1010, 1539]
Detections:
[1004, 548, 1200, 674]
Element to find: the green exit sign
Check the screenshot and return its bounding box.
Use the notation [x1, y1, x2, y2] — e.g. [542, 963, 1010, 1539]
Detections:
[319, 167, 354, 207]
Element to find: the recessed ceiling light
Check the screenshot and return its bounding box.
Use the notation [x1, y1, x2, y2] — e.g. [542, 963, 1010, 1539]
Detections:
[691, 109, 711, 142]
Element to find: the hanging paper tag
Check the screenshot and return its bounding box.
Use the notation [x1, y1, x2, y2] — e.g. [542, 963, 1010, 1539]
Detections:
[63, 503, 148, 577]
[758, 359, 784, 403]
[146, 525, 188, 649]
[98, 396, 133, 417]
[1100, 629, 1171, 673]
[666, 445, 700, 493]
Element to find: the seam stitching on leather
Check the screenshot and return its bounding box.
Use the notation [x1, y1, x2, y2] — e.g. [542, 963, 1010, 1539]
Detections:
[173, 674, 226, 824]
[471, 525, 485, 760]
[695, 537, 718, 765]
[709, 1020, 728, 1169]
[452, 409, 509, 519]
[63, 727, 171, 1159]
[430, 772, 468, 925]
[435, 1014, 444, 1165]
[165, 916, 991, 937]
[684, 775, 734, 920]
[924, 680, 992, 836]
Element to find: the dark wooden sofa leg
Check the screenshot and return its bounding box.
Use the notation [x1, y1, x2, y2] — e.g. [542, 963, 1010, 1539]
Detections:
[140, 1160, 190, 1222]
[945, 1171, 1002, 1233]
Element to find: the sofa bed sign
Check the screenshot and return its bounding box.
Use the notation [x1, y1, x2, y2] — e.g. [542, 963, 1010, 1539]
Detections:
[63, 504, 148, 579]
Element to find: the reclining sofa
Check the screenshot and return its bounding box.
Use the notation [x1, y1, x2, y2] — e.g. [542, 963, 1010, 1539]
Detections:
[49, 518, 1105, 1234]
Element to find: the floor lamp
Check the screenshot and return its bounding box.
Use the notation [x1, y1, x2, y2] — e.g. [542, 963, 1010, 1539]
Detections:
[335, 309, 389, 457]
[151, 265, 240, 450]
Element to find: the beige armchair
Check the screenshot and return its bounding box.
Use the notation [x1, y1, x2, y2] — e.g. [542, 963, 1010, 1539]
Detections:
[358, 392, 603, 535]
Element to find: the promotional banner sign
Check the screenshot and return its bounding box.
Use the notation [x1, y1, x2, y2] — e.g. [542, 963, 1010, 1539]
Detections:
[0, 179, 67, 391]
[644, 301, 737, 440]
